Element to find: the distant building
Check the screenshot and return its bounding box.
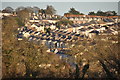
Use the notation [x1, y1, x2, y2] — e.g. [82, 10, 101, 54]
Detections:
[64, 14, 118, 24]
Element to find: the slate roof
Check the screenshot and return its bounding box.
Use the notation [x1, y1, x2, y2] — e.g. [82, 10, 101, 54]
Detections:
[90, 30, 99, 34]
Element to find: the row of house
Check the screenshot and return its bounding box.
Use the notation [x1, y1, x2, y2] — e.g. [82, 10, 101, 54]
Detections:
[17, 12, 118, 51]
[17, 26, 85, 42]
[17, 21, 117, 44]
[26, 17, 116, 34]
[25, 21, 57, 32]
[64, 14, 119, 24]
[29, 12, 60, 20]
[26, 13, 118, 34]
[19, 15, 118, 42]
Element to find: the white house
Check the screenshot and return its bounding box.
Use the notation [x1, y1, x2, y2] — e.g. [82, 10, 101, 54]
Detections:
[36, 25, 45, 32]
[54, 49, 58, 54]
[42, 20, 58, 24]
[31, 24, 38, 29]
[33, 16, 38, 19]
[29, 20, 39, 22]
[23, 32, 30, 38]
[50, 24, 56, 30]
[100, 27, 106, 32]
[46, 49, 51, 52]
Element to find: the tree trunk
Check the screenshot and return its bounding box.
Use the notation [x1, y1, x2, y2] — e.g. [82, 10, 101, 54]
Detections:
[99, 60, 114, 78]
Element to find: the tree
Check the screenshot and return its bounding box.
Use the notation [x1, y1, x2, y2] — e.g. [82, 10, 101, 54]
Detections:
[16, 8, 29, 26]
[64, 8, 84, 15]
[15, 17, 24, 26]
[2, 16, 19, 77]
[25, 7, 34, 13]
[39, 9, 45, 14]
[69, 34, 119, 79]
[56, 19, 73, 29]
[32, 6, 40, 13]
[2, 7, 14, 13]
[15, 6, 25, 12]
[88, 11, 96, 15]
[2, 16, 71, 78]
[69, 8, 80, 15]
[2, 16, 64, 78]
[106, 11, 117, 16]
[96, 10, 106, 16]
[112, 11, 117, 16]
[88, 10, 117, 16]
[88, 35, 119, 79]
[45, 5, 56, 15]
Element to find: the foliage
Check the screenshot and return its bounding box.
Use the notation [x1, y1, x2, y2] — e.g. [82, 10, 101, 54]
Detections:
[15, 6, 40, 13]
[15, 7, 25, 12]
[68, 34, 119, 79]
[88, 11, 96, 15]
[69, 8, 80, 15]
[32, 6, 40, 13]
[2, 7, 14, 13]
[56, 19, 73, 28]
[64, 8, 84, 15]
[39, 9, 45, 14]
[88, 10, 117, 16]
[45, 5, 56, 15]
[16, 8, 29, 25]
[2, 16, 69, 78]
[15, 17, 24, 26]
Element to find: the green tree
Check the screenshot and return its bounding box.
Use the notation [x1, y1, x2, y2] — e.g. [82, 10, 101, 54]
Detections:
[15, 7, 25, 12]
[56, 19, 73, 28]
[69, 8, 80, 15]
[106, 11, 117, 16]
[32, 6, 40, 13]
[64, 8, 84, 15]
[39, 9, 45, 14]
[67, 34, 119, 79]
[112, 11, 117, 16]
[88, 11, 96, 15]
[16, 8, 29, 26]
[45, 5, 56, 15]
[2, 7, 14, 13]
[96, 10, 106, 16]
[2, 16, 68, 78]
